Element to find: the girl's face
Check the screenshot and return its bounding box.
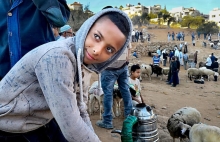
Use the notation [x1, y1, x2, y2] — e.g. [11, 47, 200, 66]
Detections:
[131, 69, 141, 78]
[83, 17, 126, 65]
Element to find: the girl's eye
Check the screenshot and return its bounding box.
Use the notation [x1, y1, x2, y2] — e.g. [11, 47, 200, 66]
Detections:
[106, 47, 115, 54]
[94, 34, 100, 40]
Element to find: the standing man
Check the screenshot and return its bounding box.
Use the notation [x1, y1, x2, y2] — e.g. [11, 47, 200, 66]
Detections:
[58, 24, 73, 40]
[135, 30, 140, 42]
[96, 44, 133, 129]
[167, 32, 171, 41]
[132, 30, 135, 42]
[194, 51, 198, 67]
[0, 0, 70, 80]
[183, 51, 189, 70]
[157, 46, 161, 58]
[153, 53, 160, 66]
[170, 57, 178, 87]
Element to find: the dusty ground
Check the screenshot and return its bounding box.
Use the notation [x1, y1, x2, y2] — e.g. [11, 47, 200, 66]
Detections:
[89, 27, 220, 142]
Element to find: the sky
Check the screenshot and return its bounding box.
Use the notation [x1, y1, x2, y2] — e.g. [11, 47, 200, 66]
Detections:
[67, 0, 220, 14]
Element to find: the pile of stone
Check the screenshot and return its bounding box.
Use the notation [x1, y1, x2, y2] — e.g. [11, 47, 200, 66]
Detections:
[131, 42, 180, 57]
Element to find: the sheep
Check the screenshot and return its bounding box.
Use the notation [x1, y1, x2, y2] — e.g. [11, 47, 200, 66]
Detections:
[188, 123, 220, 142]
[161, 67, 170, 81]
[198, 62, 206, 68]
[139, 64, 152, 81]
[149, 64, 163, 78]
[167, 107, 201, 142]
[198, 68, 215, 81]
[88, 81, 136, 120]
[186, 68, 201, 81]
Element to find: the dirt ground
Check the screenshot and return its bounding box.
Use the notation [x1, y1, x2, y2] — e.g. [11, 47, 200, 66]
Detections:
[89, 28, 220, 142]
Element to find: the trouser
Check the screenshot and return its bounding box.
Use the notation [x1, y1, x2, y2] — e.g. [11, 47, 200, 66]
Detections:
[171, 72, 178, 86]
[206, 65, 212, 70]
[184, 61, 188, 70]
[0, 119, 67, 142]
[163, 59, 167, 66]
[101, 65, 132, 125]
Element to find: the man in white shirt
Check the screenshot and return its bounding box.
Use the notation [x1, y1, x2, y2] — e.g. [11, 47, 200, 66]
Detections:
[206, 55, 212, 69]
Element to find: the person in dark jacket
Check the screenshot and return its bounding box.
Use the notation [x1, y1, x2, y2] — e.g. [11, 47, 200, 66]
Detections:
[163, 50, 168, 66]
[170, 56, 178, 87]
[0, 0, 70, 80]
[175, 56, 180, 84]
[212, 58, 219, 72]
[211, 53, 216, 64]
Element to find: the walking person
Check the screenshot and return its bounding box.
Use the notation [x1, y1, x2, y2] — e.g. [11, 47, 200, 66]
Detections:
[179, 50, 183, 66]
[172, 31, 175, 41]
[162, 50, 168, 66]
[183, 51, 189, 70]
[132, 30, 135, 42]
[167, 32, 171, 41]
[135, 30, 139, 42]
[140, 30, 143, 42]
[194, 51, 198, 67]
[167, 57, 178, 87]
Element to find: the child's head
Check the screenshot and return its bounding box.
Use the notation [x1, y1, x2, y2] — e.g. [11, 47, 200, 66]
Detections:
[74, 8, 132, 73]
[130, 64, 141, 78]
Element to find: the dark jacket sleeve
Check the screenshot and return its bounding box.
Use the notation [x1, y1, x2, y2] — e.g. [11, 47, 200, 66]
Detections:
[32, 0, 70, 27]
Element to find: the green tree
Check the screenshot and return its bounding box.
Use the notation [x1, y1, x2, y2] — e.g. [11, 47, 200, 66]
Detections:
[131, 15, 142, 27]
[119, 5, 123, 10]
[148, 12, 157, 19]
[196, 22, 219, 34]
[84, 3, 90, 11]
[141, 12, 150, 24]
[180, 16, 205, 28]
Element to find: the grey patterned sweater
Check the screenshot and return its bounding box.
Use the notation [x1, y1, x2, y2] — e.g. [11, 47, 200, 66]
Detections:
[0, 38, 100, 141]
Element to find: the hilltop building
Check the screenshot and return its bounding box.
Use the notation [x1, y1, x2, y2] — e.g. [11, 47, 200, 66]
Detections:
[169, 6, 201, 21]
[145, 5, 161, 14]
[209, 8, 220, 26]
[122, 3, 148, 16]
[68, 2, 83, 11]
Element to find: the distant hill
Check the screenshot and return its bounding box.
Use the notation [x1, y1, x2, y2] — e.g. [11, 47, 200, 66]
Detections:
[67, 10, 93, 32]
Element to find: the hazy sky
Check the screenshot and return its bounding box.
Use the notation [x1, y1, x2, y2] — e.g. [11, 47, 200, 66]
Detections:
[67, 0, 219, 14]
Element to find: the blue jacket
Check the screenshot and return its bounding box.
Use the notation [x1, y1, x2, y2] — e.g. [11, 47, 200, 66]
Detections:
[0, 0, 70, 78]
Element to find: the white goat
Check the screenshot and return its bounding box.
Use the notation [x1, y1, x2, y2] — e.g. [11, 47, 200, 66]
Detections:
[88, 81, 122, 120]
[161, 67, 169, 81]
[139, 64, 152, 81]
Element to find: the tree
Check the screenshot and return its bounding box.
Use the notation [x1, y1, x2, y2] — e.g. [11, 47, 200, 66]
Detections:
[196, 22, 219, 34]
[141, 12, 150, 24]
[84, 3, 90, 12]
[180, 16, 205, 28]
[148, 12, 157, 19]
[119, 5, 123, 10]
[131, 15, 142, 27]
[137, 2, 141, 5]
